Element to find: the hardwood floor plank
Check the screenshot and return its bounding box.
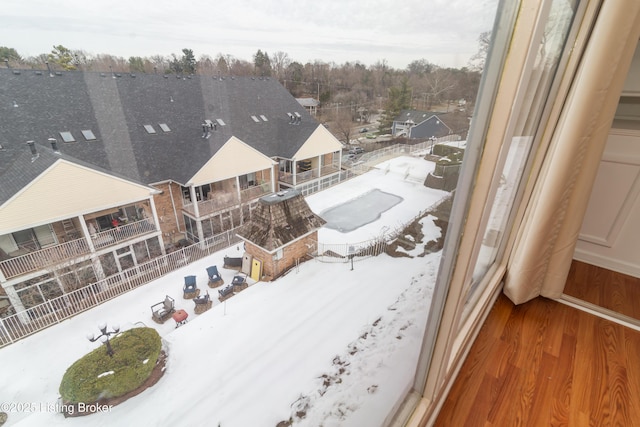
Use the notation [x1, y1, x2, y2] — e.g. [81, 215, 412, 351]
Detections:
[563, 260, 640, 319]
[435, 293, 640, 426]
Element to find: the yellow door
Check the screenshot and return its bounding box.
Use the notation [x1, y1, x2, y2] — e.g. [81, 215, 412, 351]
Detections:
[250, 259, 262, 281]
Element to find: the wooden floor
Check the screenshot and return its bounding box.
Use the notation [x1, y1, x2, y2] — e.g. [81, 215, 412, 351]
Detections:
[563, 260, 640, 319]
[435, 292, 640, 426]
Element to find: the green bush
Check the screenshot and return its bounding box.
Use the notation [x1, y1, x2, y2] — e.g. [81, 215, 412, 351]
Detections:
[59, 327, 162, 404]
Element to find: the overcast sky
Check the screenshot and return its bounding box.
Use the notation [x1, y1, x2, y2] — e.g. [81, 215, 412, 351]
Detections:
[1, 0, 498, 70]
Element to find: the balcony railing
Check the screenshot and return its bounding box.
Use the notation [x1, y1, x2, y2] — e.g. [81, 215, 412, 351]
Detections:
[91, 219, 157, 249]
[280, 164, 341, 185]
[183, 183, 271, 218]
[183, 192, 240, 217]
[240, 183, 271, 202]
[0, 238, 91, 280]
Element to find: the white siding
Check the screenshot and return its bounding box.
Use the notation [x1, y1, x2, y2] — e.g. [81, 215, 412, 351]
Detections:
[0, 160, 155, 234]
[188, 136, 277, 186]
[292, 125, 343, 160]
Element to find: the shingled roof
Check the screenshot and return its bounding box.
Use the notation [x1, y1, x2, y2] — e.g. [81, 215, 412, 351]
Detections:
[0, 69, 319, 202]
[236, 189, 326, 253]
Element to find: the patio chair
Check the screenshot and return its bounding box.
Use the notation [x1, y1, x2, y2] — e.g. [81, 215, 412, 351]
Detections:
[232, 274, 248, 292]
[183, 275, 200, 299]
[223, 255, 242, 269]
[193, 292, 212, 314]
[218, 284, 234, 302]
[151, 295, 175, 324]
[206, 265, 224, 288]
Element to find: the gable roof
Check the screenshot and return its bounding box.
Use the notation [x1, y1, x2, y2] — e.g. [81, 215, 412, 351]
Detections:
[292, 125, 344, 160]
[236, 189, 326, 253]
[0, 144, 158, 232]
[0, 69, 320, 188]
[393, 109, 453, 139]
[188, 136, 277, 186]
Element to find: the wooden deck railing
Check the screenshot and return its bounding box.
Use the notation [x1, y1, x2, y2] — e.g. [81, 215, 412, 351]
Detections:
[0, 238, 91, 279]
[91, 219, 156, 249]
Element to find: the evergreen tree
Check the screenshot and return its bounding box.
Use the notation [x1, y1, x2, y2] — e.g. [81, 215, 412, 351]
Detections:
[48, 45, 76, 71]
[253, 49, 272, 76]
[378, 78, 411, 134]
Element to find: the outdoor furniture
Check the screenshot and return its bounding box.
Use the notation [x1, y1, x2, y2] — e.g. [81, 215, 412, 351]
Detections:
[206, 265, 224, 288]
[223, 255, 242, 269]
[218, 284, 234, 302]
[172, 309, 188, 327]
[232, 275, 248, 292]
[193, 292, 212, 314]
[183, 275, 200, 299]
[151, 295, 175, 324]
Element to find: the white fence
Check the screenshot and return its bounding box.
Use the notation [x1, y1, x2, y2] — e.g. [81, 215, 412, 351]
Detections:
[0, 228, 242, 348]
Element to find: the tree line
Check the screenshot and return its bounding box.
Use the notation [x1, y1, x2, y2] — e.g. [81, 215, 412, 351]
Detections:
[1, 35, 488, 138]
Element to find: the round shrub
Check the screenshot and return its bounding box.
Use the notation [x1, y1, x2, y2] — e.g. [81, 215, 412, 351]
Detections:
[59, 327, 162, 404]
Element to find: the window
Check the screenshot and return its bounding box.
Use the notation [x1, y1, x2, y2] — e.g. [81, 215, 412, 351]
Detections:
[143, 124, 157, 134]
[410, 0, 590, 424]
[59, 131, 75, 143]
[81, 129, 97, 140]
[216, 119, 226, 126]
[158, 123, 171, 132]
[260, 115, 268, 122]
[251, 115, 260, 122]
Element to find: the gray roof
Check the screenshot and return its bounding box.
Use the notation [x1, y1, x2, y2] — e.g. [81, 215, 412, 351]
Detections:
[0, 69, 319, 202]
[394, 110, 452, 139]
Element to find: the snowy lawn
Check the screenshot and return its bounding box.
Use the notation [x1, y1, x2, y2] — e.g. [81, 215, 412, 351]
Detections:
[0, 156, 448, 427]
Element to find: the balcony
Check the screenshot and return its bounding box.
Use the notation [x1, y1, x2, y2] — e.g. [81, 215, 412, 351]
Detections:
[91, 219, 157, 249]
[280, 164, 341, 186]
[183, 184, 272, 218]
[0, 238, 91, 280]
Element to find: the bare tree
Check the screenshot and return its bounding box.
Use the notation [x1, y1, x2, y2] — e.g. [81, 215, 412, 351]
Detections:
[271, 51, 291, 81]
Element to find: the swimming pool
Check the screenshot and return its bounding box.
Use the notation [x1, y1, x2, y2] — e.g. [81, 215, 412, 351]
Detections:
[320, 189, 403, 233]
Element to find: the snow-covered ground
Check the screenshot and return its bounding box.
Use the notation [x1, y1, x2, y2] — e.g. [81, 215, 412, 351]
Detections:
[0, 155, 449, 427]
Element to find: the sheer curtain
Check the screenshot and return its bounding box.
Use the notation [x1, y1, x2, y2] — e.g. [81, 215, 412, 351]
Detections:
[504, 0, 640, 304]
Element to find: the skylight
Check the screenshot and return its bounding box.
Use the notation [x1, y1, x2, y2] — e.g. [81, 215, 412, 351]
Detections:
[59, 131, 75, 143]
[251, 115, 260, 123]
[216, 119, 226, 126]
[159, 123, 171, 132]
[81, 130, 97, 141]
[144, 125, 157, 134]
[260, 115, 268, 122]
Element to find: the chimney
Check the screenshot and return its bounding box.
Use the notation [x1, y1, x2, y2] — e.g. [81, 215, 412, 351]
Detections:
[45, 61, 53, 77]
[48, 137, 60, 153]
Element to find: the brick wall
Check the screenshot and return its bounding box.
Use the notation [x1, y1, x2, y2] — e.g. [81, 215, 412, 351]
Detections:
[244, 231, 317, 281]
[153, 182, 186, 244]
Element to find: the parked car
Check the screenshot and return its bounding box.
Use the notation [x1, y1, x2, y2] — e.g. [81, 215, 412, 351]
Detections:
[359, 127, 369, 133]
[348, 146, 365, 155]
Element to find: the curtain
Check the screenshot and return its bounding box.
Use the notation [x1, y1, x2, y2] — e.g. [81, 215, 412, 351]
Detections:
[504, 0, 640, 304]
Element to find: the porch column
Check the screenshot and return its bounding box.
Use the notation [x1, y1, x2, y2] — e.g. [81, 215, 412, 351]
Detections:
[196, 220, 205, 247]
[77, 215, 106, 281]
[235, 176, 242, 201]
[293, 161, 297, 187]
[3, 284, 28, 323]
[148, 196, 166, 255]
[189, 186, 200, 217]
[270, 166, 276, 192]
[78, 215, 96, 253]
